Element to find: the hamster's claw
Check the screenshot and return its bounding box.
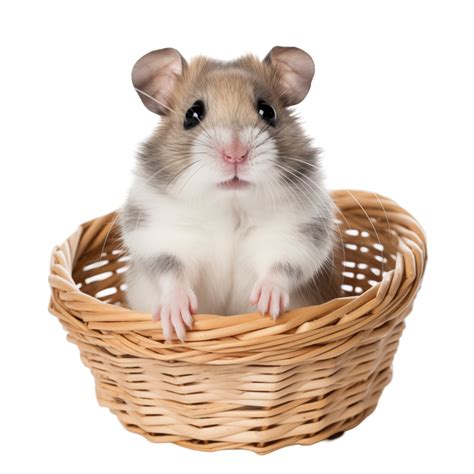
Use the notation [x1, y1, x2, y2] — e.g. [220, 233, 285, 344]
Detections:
[152, 288, 197, 342]
[250, 281, 289, 320]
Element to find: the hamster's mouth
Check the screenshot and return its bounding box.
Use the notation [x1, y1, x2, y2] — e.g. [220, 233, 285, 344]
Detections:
[218, 176, 251, 190]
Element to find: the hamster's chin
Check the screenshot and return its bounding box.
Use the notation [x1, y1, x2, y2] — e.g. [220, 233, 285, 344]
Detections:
[217, 176, 252, 190]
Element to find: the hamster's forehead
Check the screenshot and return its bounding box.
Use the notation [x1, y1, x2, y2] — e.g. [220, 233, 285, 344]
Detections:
[172, 55, 282, 123]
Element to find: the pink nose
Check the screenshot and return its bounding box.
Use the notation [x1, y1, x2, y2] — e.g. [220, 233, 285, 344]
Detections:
[222, 142, 249, 164]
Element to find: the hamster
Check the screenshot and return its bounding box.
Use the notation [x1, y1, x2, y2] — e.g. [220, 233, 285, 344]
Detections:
[119, 46, 342, 342]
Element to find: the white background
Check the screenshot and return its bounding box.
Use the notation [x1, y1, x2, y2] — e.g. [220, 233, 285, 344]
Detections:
[1, 1, 473, 472]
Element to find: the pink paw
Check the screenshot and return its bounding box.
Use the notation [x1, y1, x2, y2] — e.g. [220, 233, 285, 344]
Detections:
[250, 280, 289, 320]
[152, 287, 198, 342]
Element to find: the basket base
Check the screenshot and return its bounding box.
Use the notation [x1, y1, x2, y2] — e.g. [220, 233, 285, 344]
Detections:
[326, 431, 345, 440]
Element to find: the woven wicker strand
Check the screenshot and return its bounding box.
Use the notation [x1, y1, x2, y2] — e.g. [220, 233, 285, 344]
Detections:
[48, 189, 427, 454]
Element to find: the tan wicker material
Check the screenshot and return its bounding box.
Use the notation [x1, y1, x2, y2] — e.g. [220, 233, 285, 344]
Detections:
[48, 189, 427, 454]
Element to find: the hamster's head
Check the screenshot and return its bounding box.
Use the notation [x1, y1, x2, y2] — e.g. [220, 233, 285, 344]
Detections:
[132, 47, 318, 199]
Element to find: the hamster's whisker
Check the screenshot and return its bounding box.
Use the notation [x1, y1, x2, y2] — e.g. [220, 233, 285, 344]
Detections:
[278, 156, 352, 226]
[208, 125, 226, 148]
[173, 162, 207, 195]
[261, 171, 279, 214]
[250, 157, 283, 215]
[142, 158, 198, 188]
[276, 161, 349, 255]
[192, 138, 216, 152]
[192, 137, 213, 146]
[282, 167, 349, 281]
[264, 172, 301, 218]
[134, 209, 143, 232]
[253, 118, 271, 141]
[272, 163, 333, 233]
[271, 161, 329, 213]
[134, 87, 179, 117]
[251, 134, 272, 154]
[167, 159, 202, 186]
[248, 154, 264, 206]
[270, 161, 345, 275]
[276, 155, 322, 173]
[344, 189, 385, 274]
[97, 212, 121, 267]
[270, 161, 326, 220]
[189, 151, 213, 157]
[195, 117, 216, 143]
[371, 191, 392, 274]
[252, 137, 272, 152]
[273, 171, 340, 280]
[373, 192, 392, 240]
[194, 118, 222, 147]
[292, 170, 348, 270]
[251, 121, 272, 145]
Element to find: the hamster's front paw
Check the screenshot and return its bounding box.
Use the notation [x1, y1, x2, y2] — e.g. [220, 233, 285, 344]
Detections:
[250, 279, 289, 320]
[152, 287, 198, 342]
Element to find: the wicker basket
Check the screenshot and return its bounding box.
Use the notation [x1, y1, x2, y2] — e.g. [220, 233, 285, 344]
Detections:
[48, 189, 427, 454]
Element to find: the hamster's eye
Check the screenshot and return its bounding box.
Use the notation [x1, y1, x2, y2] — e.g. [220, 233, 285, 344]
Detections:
[184, 100, 205, 130]
[257, 99, 276, 127]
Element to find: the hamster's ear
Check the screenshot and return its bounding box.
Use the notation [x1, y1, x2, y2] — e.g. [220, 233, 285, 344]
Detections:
[132, 48, 186, 115]
[264, 46, 315, 106]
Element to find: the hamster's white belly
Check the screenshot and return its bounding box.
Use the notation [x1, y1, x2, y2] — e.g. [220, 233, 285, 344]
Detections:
[124, 210, 258, 316]
[183, 218, 257, 316]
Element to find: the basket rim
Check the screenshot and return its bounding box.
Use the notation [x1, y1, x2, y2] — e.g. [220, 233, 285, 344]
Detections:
[48, 189, 427, 346]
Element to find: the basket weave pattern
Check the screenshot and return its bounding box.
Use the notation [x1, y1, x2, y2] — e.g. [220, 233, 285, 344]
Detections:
[48, 190, 427, 454]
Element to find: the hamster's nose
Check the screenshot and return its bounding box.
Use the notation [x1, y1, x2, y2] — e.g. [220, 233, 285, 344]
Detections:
[222, 141, 249, 164]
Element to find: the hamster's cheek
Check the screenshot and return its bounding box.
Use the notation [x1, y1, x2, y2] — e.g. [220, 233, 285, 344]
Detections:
[171, 162, 218, 198]
[162, 130, 220, 196]
[240, 127, 280, 183]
